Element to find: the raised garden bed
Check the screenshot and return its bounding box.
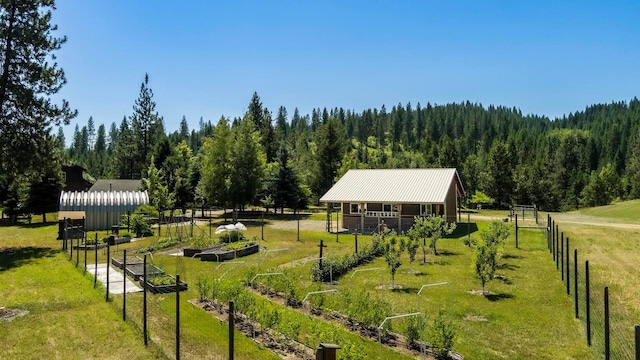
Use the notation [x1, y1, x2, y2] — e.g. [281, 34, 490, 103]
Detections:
[111, 255, 144, 270]
[71, 242, 108, 250]
[183, 244, 223, 258]
[107, 236, 131, 246]
[125, 262, 165, 280]
[200, 242, 259, 262]
[140, 275, 188, 294]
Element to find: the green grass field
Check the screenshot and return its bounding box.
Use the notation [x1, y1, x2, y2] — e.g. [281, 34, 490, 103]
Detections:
[7, 206, 635, 359]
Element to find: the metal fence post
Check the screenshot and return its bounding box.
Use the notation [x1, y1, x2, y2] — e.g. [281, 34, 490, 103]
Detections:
[76, 236, 80, 267]
[123, 249, 127, 321]
[94, 237, 98, 288]
[176, 274, 180, 360]
[229, 300, 235, 360]
[566, 237, 570, 294]
[84, 235, 87, 275]
[586, 260, 591, 346]
[515, 214, 518, 249]
[574, 249, 578, 318]
[143, 255, 148, 347]
[605, 286, 610, 360]
[106, 244, 110, 302]
[635, 325, 640, 360]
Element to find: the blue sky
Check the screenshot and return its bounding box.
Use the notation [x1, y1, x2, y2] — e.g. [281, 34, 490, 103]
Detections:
[53, 1, 640, 140]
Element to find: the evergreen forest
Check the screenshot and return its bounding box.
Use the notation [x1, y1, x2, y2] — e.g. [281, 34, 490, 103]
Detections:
[48, 75, 640, 214]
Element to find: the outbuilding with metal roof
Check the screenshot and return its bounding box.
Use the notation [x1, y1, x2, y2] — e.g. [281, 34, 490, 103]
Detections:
[320, 168, 464, 233]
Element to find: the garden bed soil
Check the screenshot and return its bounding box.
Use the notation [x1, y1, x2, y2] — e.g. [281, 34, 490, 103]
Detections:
[200, 243, 259, 262]
[190, 299, 315, 359]
[111, 255, 144, 269]
[125, 262, 165, 280]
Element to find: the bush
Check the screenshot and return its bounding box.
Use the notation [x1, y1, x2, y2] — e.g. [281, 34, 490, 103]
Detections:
[137, 237, 179, 253]
[188, 237, 217, 249]
[427, 310, 456, 360]
[310, 234, 384, 282]
[222, 240, 255, 251]
[218, 230, 243, 243]
[121, 212, 153, 237]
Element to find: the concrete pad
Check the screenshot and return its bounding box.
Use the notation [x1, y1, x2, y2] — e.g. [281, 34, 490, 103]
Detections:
[86, 264, 142, 294]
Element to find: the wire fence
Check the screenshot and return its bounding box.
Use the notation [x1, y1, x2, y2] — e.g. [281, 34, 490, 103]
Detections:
[546, 215, 639, 360]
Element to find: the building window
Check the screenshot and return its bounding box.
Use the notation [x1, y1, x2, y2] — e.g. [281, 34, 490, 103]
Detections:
[421, 204, 433, 216]
[382, 204, 398, 212]
[351, 203, 360, 214]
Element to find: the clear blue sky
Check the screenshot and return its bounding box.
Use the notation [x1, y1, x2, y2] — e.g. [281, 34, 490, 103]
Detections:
[53, 1, 640, 141]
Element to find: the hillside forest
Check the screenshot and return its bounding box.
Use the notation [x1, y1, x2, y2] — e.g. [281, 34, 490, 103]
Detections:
[6, 74, 640, 217]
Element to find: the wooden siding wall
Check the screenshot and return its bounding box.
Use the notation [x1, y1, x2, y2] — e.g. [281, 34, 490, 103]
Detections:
[445, 180, 457, 222]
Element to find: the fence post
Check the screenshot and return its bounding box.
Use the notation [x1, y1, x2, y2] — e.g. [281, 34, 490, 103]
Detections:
[586, 260, 591, 346]
[574, 249, 578, 318]
[176, 274, 180, 360]
[229, 300, 235, 360]
[94, 237, 98, 288]
[106, 244, 110, 302]
[63, 217, 67, 250]
[515, 214, 518, 249]
[84, 235, 87, 275]
[635, 325, 640, 360]
[76, 236, 80, 267]
[123, 249, 127, 321]
[143, 255, 148, 347]
[605, 286, 610, 360]
[261, 210, 264, 241]
[566, 237, 570, 294]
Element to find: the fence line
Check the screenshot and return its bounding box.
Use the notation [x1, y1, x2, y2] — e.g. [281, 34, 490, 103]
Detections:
[547, 215, 638, 360]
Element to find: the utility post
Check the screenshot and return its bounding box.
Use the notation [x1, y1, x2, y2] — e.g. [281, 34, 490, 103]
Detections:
[318, 240, 327, 271]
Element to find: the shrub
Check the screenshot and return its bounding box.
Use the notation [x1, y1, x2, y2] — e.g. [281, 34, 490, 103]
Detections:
[188, 236, 217, 249]
[196, 276, 212, 301]
[427, 310, 456, 360]
[219, 230, 243, 243]
[222, 240, 255, 251]
[310, 234, 384, 282]
[404, 312, 427, 346]
[137, 237, 180, 253]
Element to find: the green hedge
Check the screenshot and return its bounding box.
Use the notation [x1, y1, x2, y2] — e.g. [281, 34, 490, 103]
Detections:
[310, 235, 384, 282]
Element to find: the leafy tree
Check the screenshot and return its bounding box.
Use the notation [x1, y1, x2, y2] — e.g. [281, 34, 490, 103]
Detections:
[581, 163, 619, 207]
[382, 229, 403, 289]
[0, 0, 76, 198]
[142, 161, 173, 211]
[405, 231, 421, 273]
[472, 237, 497, 295]
[228, 116, 265, 211]
[471, 221, 509, 294]
[199, 117, 232, 209]
[481, 140, 514, 206]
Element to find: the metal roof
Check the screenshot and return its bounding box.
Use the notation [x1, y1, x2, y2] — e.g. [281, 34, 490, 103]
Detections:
[319, 168, 464, 204]
[89, 179, 142, 192]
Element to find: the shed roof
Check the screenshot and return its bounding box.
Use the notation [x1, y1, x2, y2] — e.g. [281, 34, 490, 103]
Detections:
[89, 179, 142, 192]
[319, 168, 464, 204]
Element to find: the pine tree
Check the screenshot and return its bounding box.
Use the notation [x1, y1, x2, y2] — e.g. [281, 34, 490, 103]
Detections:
[130, 73, 161, 177]
[0, 0, 76, 197]
[199, 117, 232, 209]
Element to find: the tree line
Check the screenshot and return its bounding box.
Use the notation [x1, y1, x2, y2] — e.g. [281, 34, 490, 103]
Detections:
[59, 81, 640, 214]
[2, 2, 640, 220]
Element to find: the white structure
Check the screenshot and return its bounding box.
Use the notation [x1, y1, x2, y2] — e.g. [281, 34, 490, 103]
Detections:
[59, 190, 149, 231]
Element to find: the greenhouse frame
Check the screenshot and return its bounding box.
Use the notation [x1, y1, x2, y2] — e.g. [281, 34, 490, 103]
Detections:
[59, 190, 149, 231]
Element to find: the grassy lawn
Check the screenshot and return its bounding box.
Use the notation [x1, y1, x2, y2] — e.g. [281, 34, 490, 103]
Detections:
[1, 211, 603, 359]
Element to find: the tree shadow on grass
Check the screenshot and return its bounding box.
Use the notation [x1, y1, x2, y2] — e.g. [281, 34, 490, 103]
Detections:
[436, 250, 460, 256]
[390, 286, 420, 294]
[485, 292, 514, 302]
[502, 254, 524, 260]
[497, 262, 519, 271]
[449, 222, 479, 238]
[0, 247, 59, 272]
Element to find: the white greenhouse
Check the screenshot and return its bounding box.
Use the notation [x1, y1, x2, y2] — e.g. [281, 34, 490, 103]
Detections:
[59, 190, 149, 231]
